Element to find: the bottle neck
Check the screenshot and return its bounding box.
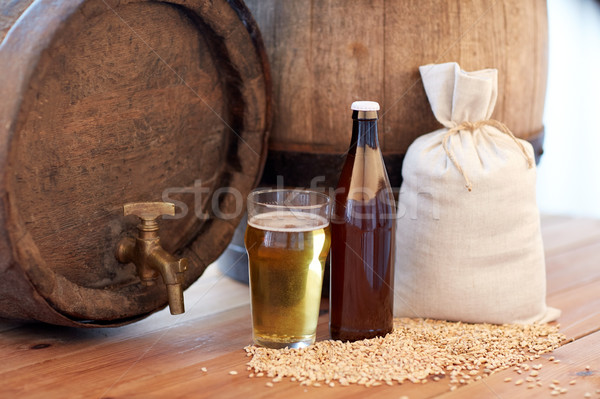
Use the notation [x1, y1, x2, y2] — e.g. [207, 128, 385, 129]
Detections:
[350, 118, 379, 153]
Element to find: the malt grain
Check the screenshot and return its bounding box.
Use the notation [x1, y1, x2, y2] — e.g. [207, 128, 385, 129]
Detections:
[245, 318, 564, 390]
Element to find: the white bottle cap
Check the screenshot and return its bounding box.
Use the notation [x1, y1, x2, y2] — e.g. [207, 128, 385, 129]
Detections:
[351, 101, 380, 111]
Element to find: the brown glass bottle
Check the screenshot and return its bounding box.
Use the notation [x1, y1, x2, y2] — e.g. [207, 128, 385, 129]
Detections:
[329, 101, 395, 342]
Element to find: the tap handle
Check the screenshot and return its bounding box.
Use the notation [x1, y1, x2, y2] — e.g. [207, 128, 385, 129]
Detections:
[123, 202, 175, 221]
[123, 202, 176, 234]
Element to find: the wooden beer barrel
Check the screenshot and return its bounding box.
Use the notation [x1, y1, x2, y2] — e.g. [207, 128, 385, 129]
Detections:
[246, 0, 548, 187]
[0, 0, 270, 326]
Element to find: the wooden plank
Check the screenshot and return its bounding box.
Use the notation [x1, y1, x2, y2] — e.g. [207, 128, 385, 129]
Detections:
[546, 240, 600, 296]
[247, 0, 548, 157]
[310, 0, 384, 150]
[383, 0, 456, 152]
[0, 255, 595, 373]
[0, 305, 253, 398]
[102, 312, 455, 399]
[0, 264, 251, 374]
[1, 215, 600, 398]
[435, 330, 600, 399]
[542, 217, 600, 257]
[105, 358, 447, 399]
[547, 279, 600, 341]
[0, 284, 594, 399]
[251, 0, 314, 152]
[94, 276, 600, 398]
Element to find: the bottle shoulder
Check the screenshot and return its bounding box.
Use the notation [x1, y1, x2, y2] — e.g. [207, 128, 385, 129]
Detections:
[336, 147, 391, 195]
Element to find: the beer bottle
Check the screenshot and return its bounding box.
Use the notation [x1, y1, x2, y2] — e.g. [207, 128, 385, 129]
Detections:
[330, 101, 396, 341]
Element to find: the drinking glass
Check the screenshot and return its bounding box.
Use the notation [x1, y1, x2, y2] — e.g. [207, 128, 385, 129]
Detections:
[245, 189, 331, 348]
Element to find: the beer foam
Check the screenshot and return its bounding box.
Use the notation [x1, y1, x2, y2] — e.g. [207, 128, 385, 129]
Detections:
[248, 211, 329, 232]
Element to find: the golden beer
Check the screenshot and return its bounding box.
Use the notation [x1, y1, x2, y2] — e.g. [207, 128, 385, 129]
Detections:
[245, 211, 331, 348]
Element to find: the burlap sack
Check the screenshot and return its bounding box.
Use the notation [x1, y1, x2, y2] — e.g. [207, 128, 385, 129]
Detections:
[394, 62, 560, 324]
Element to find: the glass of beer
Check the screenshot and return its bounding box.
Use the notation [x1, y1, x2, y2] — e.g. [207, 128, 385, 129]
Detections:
[245, 189, 331, 349]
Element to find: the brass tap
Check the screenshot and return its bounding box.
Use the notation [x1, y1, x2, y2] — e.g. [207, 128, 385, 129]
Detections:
[116, 202, 188, 315]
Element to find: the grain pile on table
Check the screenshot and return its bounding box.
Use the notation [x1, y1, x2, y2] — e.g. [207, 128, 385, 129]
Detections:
[245, 318, 565, 388]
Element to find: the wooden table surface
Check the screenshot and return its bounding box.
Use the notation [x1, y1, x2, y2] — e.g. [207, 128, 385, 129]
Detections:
[1, 215, 599, 398]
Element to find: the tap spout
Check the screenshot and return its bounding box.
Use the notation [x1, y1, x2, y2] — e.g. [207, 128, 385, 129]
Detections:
[148, 247, 188, 315]
[116, 235, 188, 315]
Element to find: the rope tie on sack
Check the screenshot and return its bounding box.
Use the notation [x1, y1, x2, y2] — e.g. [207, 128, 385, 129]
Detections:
[442, 119, 534, 192]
